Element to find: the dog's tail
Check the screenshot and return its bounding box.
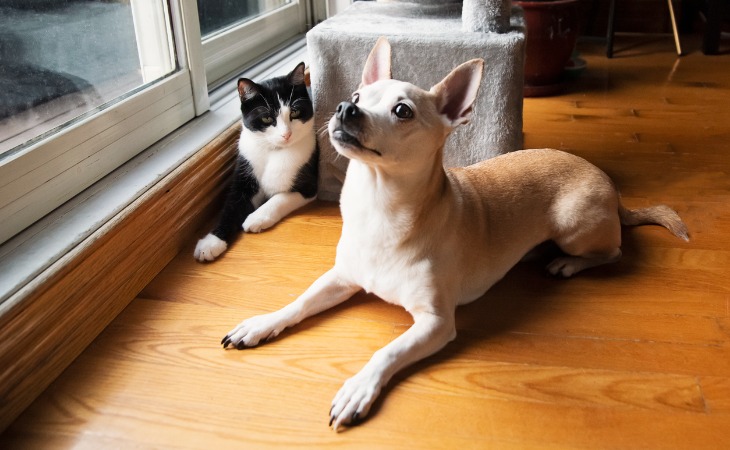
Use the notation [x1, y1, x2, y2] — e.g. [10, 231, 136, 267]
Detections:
[619, 204, 689, 241]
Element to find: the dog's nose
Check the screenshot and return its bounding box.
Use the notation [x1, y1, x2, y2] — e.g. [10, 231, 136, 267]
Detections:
[336, 101, 360, 121]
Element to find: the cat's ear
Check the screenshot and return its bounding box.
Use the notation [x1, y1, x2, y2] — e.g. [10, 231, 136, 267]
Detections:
[360, 36, 391, 88]
[237, 78, 258, 101]
[287, 62, 306, 86]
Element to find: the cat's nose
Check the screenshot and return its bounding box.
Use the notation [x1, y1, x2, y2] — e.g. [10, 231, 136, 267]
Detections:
[281, 130, 292, 141]
[336, 101, 360, 121]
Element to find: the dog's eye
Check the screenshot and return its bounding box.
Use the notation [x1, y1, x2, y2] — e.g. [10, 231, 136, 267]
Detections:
[290, 109, 301, 119]
[352, 93, 360, 104]
[393, 103, 413, 119]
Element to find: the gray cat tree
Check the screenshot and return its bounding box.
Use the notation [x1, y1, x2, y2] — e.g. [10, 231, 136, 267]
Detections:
[307, 0, 526, 200]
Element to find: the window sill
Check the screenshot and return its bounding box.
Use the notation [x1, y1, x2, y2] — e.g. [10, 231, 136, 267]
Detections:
[0, 37, 307, 432]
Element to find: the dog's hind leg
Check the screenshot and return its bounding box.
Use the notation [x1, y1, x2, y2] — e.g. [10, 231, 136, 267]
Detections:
[548, 212, 623, 278]
[546, 247, 622, 278]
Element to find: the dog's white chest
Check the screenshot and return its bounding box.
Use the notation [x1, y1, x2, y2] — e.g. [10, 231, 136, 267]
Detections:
[336, 186, 435, 310]
[338, 234, 430, 309]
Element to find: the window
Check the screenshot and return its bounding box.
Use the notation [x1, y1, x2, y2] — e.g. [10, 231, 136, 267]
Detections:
[0, 1, 176, 158]
[0, 0, 313, 247]
[199, 0, 307, 89]
[197, 0, 292, 36]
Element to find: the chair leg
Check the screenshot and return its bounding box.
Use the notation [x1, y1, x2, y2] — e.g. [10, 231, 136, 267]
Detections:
[667, 0, 682, 56]
[703, 0, 721, 55]
[606, 0, 616, 58]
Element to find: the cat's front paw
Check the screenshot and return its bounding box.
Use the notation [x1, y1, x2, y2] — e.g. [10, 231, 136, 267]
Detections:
[194, 233, 227, 262]
[243, 211, 276, 233]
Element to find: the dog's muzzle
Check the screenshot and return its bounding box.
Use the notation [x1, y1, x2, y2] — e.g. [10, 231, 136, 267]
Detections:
[336, 101, 360, 122]
[331, 101, 381, 156]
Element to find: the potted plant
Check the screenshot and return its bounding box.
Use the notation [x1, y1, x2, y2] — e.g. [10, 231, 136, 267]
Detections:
[514, 0, 580, 96]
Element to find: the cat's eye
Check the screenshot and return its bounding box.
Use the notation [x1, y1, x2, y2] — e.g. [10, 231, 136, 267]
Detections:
[261, 116, 273, 124]
[290, 109, 301, 119]
[393, 103, 413, 119]
[352, 93, 360, 104]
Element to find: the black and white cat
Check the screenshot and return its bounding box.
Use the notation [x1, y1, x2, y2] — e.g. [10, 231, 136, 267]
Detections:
[194, 62, 318, 262]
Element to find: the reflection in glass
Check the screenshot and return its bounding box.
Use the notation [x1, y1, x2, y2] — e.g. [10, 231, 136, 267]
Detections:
[0, 0, 176, 158]
[197, 0, 292, 38]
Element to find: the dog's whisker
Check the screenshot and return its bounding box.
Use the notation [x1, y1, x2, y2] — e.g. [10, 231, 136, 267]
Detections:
[317, 127, 330, 140]
[317, 113, 335, 138]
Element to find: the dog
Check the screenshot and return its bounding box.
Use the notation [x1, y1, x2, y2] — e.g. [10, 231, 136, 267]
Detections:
[221, 37, 689, 431]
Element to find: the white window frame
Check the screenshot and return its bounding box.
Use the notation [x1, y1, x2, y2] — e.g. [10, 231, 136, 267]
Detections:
[0, 0, 315, 247]
[0, 0, 196, 245]
[202, 1, 309, 90]
[0, 0, 334, 308]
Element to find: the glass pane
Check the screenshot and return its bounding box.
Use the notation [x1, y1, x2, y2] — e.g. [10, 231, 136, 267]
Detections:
[198, 0, 292, 38]
[0, 0, 176, 158]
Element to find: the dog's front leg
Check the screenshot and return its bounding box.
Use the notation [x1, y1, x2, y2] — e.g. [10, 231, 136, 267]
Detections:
[329, 310, 456, 430]
[222, 268, 360, 348]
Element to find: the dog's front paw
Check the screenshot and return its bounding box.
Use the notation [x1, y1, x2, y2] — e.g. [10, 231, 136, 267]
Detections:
[242, 211, 276, 233]
[194, 233, 227, 262]
[329, 370, 382, 431]
[221, 313, 285, 349]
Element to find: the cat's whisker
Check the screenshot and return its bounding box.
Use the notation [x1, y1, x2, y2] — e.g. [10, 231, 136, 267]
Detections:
[259, 93, 273, 111]
[288, 84, 295, 107]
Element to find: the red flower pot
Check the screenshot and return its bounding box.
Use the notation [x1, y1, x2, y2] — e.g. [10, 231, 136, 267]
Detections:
[515, 0, 580, 97]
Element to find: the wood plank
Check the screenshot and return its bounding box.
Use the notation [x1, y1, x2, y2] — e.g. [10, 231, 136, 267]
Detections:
[96, 298, 730, 379]
[2, 300, 720, 449]
[4, 352, 726, 450]
[700, 377, 730, 415]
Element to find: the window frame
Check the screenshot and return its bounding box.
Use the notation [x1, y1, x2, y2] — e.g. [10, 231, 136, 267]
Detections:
[0, 0, 314, 246]
[0, 0, 196, 245]
[202, 1, 308, 90]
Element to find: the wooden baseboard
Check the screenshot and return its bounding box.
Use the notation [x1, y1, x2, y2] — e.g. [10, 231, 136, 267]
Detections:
[0, 123, 240, 432]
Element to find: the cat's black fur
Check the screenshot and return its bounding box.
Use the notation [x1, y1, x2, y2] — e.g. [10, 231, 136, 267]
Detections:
[194, 62, 318, 262]
[240, 64, 314, 132]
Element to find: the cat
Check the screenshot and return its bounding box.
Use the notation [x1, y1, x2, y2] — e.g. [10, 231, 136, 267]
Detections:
[194, 62, 318, 262]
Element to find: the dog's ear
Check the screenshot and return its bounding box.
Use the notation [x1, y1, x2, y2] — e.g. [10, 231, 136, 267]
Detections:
[361, 36, 392, 87]
[430, 59, 484, 128]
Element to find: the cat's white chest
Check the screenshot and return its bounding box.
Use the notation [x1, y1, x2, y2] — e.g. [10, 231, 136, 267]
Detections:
[248, 147, 299, 194]
[238, 125, 314, 202]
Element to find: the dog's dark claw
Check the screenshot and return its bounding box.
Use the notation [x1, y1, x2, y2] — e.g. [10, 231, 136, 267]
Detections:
[236, 341, 246, 350]
[329, 415, 335, 427]
[222, 337, 232, 348]
[352, 412, 361, 424]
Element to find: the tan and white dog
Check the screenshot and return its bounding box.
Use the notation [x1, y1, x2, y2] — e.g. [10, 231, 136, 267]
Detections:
[222, 37, 689, 430]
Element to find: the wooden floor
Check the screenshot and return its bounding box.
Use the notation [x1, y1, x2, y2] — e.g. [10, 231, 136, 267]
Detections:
[3, 36, 730, 449]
